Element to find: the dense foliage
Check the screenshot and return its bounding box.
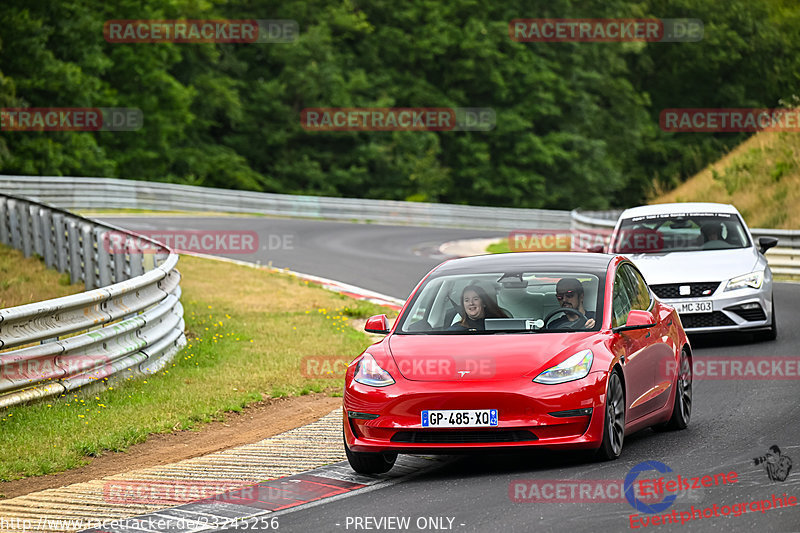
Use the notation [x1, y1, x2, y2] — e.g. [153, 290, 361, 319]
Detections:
[1, 0, 798, 209]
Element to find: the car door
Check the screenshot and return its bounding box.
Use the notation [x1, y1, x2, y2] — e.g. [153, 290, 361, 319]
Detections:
[611, 264, 650, 422]
[618, 263, 674, 417]
[624, 264, 677, 412]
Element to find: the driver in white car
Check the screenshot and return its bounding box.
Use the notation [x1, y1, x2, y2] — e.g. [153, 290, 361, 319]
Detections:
[549, 277, 596, 329]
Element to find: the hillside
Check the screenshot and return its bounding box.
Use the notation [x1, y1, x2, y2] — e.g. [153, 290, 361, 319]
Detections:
[651, 131, 800, 229]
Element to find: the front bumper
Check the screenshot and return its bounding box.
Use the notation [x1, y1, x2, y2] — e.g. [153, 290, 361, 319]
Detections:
[343, 371, 608, 454]
[664, 285, 772, 333]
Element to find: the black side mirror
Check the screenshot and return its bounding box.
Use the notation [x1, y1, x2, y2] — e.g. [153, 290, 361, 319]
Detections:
[758, 236, 778, 254]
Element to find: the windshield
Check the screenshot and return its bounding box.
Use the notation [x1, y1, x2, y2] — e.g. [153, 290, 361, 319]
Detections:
[397, 270, 604, 334]
[610, 212, 751, 254]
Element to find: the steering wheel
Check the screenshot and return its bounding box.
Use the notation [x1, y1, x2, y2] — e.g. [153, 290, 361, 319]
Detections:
[543, 307, 588, 329]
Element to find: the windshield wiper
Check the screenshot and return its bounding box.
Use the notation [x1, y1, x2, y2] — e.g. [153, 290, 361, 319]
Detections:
[478, 328, 543, 334]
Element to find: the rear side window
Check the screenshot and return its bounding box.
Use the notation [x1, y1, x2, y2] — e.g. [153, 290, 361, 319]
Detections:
[612, 268, 633, 328]
[621, 264, 651, 311]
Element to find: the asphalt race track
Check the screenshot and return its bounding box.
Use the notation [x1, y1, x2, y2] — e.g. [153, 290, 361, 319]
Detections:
[102, 215, 800, 533]
[99, 215, 501, 300]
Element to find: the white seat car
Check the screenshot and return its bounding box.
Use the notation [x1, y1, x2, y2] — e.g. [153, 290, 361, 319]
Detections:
[606, 203, 778, 339]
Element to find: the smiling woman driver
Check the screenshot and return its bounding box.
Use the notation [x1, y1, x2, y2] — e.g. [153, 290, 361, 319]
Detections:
[449, 284, 509, 331]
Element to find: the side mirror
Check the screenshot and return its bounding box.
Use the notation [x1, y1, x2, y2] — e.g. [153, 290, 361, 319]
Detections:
[758, 236, 778, 254]
[365, 314, 390, 334]
[612, 309, 656, 333]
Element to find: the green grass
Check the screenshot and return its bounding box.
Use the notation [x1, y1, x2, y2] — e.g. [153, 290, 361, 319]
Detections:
[0, 244, 84, 308]
[486, 240, 511, 254]
[0, 254, 393, 481]
[654, 131, 800, 229]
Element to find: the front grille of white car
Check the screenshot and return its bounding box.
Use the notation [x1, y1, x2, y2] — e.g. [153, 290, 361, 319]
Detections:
[680, 311, 736, 328]
[651, 282, 720, 299]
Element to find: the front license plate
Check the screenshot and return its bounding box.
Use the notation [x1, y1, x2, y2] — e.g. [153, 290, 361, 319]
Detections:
[674, 300, 713, 314]
[421, 409, 498, 428]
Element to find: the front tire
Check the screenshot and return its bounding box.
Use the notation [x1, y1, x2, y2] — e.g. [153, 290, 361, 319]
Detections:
[344, 432, 397, 474]
[596, 370, 625, 461]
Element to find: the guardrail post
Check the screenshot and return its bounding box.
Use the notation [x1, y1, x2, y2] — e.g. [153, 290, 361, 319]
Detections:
[0, 197, 8, 246]
[19, 202, 33, 257]
[52, 213, 68, 273]
[81, 222, 96, 289]
[96, 227, 112, 287]
[8, 198, 21, 250]
[113, 236, 128, 282]
[130, 248, 144, 277]
[41, 208, 56, 269]
[31, 206, 45, 257]
[67, 218, 82, 284]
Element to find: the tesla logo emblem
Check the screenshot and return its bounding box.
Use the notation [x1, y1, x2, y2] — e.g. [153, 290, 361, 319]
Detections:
[457, 370, 470, 377]
[679, 285, 691, 296]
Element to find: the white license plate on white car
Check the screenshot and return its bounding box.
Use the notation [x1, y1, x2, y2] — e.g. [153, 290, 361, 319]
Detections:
[674, 300, 713, 314]
[421, 409, 498, 427]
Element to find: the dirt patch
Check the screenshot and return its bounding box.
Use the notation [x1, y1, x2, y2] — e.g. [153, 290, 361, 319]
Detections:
[0, 394, 341, 500]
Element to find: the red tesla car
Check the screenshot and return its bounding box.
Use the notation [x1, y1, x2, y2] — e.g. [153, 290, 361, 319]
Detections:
[343, 252, 692, 474]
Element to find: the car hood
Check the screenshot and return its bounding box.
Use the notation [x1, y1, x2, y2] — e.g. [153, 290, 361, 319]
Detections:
[387, 333, 598, 382]
[626, 248, 760, 285]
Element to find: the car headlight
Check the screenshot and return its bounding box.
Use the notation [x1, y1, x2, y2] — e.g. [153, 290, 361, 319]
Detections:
[533, 349, 593, 385]
[353, 353, 395, 387]
[724, 270, 764, 292]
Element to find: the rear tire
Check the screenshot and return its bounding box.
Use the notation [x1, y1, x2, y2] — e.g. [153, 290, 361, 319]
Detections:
[596, 370, 625, 461]
[344, 432, 397, 474]
[654, 350, 692, 432]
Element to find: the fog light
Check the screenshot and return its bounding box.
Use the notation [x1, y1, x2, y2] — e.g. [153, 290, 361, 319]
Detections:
[347, 411, 380, 420]
[549, 408, 593, 418]
[741, 303, 760, 309]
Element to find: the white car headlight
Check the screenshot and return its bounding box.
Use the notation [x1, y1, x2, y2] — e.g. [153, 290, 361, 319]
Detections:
[724, 270, 764, 292]
[533, 349, 593, 385]
[353, 353, 395, 387]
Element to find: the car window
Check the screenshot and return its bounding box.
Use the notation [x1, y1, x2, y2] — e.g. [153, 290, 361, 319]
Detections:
[611, 212, 751, 253]
[621, 264, 651, 311]
[612, 268, 633, 328]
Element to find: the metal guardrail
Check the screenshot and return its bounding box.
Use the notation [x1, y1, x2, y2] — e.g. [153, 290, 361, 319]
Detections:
[0, 175, 572, 230]
[0, 194, 185, 408]
[571, 209, 800, 276]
